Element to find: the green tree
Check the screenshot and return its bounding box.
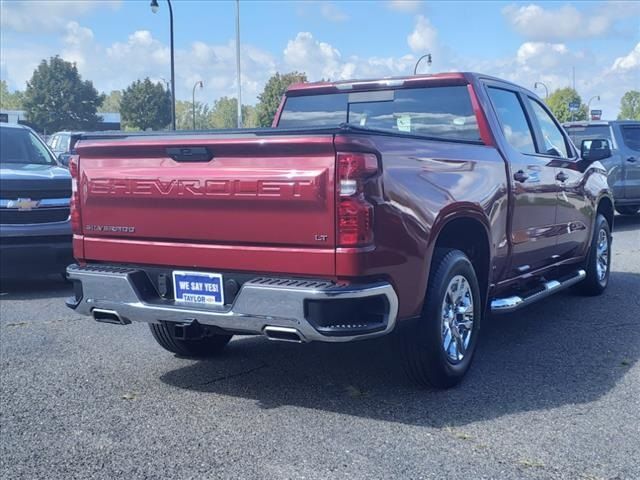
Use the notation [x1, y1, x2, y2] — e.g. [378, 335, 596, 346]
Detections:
[120, 78, 171, 130]
[175, 100, 211, 130]
[546, 87, 588, 122]
[255, 72, 307, 127]
[209, 96, 256, 129]
[618, 90, 640, 120]
[243, 105, 257, 128]
[0, 80, 24, 110]
[99, 90, 122, 113]
[23, 56, 104, 133]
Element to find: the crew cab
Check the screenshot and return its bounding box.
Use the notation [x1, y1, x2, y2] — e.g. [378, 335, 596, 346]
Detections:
[65, 73, 614, 388]
[563, 120, 639, 215]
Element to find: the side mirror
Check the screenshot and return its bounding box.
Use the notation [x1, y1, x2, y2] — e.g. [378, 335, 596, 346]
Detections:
[57, 153, 70, 166]
[581, 138, 612, 162]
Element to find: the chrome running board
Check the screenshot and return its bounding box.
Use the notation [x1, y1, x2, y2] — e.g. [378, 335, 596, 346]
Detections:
[490, 270, 586, 314]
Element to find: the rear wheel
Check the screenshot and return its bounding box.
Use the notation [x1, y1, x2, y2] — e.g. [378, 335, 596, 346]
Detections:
[401, 248, 482, 389]
[149, 323, 232, 357]
[615, 205, 639, 215]
[577, 213, 611, 296]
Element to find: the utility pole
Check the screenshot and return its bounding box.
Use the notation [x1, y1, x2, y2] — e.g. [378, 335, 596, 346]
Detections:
[150, 0, 176, 130]
[192, 81, 203, 130]
[235, 0, 243, 128]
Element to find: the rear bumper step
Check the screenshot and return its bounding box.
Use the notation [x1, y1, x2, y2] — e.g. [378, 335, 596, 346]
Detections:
[490, 269, 586, 314]
[66, 264, 398, 343]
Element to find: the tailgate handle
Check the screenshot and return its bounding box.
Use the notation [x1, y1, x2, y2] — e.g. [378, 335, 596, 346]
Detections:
[166, 147, 213, 162]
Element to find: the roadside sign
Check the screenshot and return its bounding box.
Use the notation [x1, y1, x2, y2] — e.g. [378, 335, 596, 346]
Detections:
[591, 109, 602, 120]
[569, 101, 580, 112]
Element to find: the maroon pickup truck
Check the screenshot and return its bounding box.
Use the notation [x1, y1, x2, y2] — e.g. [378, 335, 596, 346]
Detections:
[66, 72, 614, 388]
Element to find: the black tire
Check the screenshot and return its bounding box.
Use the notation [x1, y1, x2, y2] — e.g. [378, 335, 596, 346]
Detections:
[577, 213, 612, 296]
[400, 248, 482, 389]
[149, 323, 232, 357]
[615, 205, 639, 215]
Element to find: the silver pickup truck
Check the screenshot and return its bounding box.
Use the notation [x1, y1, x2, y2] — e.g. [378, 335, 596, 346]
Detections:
[0, 123, 73, 277]
[564, 120, 640, 215]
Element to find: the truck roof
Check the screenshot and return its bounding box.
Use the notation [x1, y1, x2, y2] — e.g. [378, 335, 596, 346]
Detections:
[285, 71, 529, 96]
[563, 120, 640, 127]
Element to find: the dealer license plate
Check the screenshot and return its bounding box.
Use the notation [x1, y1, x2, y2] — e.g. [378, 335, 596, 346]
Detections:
[172, 270, 225, 306]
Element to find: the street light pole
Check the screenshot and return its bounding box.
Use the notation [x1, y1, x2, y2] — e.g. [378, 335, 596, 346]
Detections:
[413, 53, 432, 75]
[192, 81, 203, 130]
[235, 0, 243, 128]
[534, 81, 549, 99]
[587, 95, 600, 113]
[160, 76, 172, 128]
[150, 0, 176, 130]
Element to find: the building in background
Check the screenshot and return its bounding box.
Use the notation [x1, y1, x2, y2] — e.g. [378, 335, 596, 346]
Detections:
[0, 110, 121, 131]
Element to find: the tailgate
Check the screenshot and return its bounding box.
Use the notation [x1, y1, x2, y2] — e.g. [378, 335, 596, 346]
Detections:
[75, 134, 336, 273]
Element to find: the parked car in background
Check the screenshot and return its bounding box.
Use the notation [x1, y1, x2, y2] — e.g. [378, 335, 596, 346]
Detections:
[47, 131, 85, 166]
[0, 123, 73, 277]
[564, 120, 640, 215]
[66, 72, 614, 388]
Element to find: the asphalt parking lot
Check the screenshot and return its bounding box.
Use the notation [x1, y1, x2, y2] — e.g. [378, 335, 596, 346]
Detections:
[1, 216, 638, 480]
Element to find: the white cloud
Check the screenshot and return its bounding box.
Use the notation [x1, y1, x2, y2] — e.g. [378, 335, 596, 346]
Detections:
[387, 1, 423, 13]
[515, 42, 575, 70]
[63, 21, 94, 47]
[283, 32, 346, 80]
[0, 0, 120, 33]
[0, 11, 635, 119]
[612, 42, 640, 72]
[407, 15, 437, 53]
[502, 2, 639, 41]
[295, 1, 348, 23]
[283, 32, 416, 81]
[320, 2, 349, 22]
[0, 21, 276, 104]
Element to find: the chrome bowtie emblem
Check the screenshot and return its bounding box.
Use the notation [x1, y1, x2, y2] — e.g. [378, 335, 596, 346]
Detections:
[7, 198, 40, 211]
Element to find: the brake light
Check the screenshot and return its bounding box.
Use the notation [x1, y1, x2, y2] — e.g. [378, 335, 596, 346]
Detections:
[336, 152, 378, 247]
[69, 155, 82, 235]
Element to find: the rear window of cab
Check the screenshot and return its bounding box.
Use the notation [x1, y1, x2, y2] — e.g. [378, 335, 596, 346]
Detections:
[277, 85, 481, 143]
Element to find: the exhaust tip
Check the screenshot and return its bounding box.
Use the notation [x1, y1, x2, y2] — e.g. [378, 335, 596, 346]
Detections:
[264, 326, 304, 343]
[92, 308, 131, 325]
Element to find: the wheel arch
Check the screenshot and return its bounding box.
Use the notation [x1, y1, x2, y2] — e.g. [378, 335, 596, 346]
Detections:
[597, 194, 614, 231]
[425, 208, 493, 307]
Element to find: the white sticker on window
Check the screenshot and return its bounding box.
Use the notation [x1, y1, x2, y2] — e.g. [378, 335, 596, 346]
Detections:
[397, 116, 411, 132]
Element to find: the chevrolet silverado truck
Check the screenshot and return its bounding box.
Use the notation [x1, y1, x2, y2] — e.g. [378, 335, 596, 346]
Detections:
[1, 123, 73, 278]
[563, 120, 640, 215]
[65, 73, 614, 388]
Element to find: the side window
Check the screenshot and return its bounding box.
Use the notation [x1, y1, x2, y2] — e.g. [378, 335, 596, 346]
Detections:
[61, 134, 71, 152]
[28, 131, 55, 164]
[529, 99, 570, 158]
[487, 87, 536, 154]
[49, 134, 59, 150]
[620, 125, 640, 151]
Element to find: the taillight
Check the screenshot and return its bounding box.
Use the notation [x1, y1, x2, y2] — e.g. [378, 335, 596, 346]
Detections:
[69, 155, 82, 235]
[336, 152, 378, 247]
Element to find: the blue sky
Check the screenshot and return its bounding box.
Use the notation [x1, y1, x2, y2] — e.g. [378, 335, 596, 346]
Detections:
[1, 0, 639, 117]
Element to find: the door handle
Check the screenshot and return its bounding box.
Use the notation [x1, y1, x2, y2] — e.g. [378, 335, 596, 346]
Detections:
[166, 147, 213, 162]
[556, 171, 569, 183]
[627, 156, 637, 163]
[514, 170, 529, 182]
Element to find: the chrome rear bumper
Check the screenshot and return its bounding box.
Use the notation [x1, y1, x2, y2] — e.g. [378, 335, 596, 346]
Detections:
[66, 264, 399, 343]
